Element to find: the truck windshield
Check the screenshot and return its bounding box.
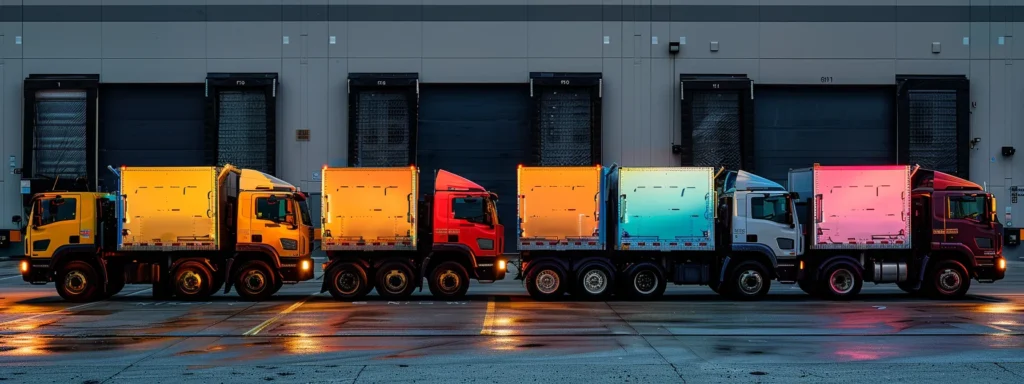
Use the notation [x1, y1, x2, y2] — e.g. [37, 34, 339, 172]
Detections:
[949, 196, 985, 221]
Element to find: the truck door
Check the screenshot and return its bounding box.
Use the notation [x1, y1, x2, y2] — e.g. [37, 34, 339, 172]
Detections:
[746, 193, 800, 258]
[449, 194, 500, 257]
[27, 195, 81, 258]
[251, 193, 302, 258]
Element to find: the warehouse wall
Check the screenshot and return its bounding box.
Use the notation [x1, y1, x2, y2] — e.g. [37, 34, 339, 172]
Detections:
[0, 1, 1022, 257]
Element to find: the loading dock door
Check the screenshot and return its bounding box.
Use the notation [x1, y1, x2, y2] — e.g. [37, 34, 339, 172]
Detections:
[98, 84, 208, 192]
[896, 75, 971, 178]
[419, 85, 531, 253]
[529, 72, 603, 166]
[22, 75, 99, 195]
[348, 73, 419, 167]
[206, 73, 278, 175]
[753, 87, 895, 183]
[679, 75, 755, 170]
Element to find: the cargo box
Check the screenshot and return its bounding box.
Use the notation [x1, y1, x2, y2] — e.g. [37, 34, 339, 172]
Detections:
[611, 167, 716, 252]
[517, 166, 605, 251]
[796, 165, 912, 250]
[321, 167, 418, 251]
[118, 166, 225, 251]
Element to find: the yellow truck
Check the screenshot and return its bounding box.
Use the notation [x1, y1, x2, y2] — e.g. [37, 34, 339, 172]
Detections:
[15, 165, 315, 302]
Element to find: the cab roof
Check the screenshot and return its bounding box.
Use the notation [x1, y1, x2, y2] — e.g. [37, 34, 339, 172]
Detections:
[239, 169, 299, 192]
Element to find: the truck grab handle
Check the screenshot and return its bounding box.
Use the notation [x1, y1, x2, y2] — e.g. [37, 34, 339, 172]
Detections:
[593, 192, 600, 221]
[207, 191, 214, 218]
[519, 194, 527, 224]
[406, 193, 413, 223]
[814, 194, 823, 224]
[619, 194, 628, 223]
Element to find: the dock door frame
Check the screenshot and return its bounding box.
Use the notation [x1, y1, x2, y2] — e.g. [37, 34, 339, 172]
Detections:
[205, 72, 279, 175]
[678, 74, 755, 171]
[21, 74, 100, 197]
[529, 72, 603, 166]
[347, 73, 419, 167]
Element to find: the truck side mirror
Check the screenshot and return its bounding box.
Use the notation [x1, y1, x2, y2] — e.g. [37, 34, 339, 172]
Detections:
[11, 215, 21, 224]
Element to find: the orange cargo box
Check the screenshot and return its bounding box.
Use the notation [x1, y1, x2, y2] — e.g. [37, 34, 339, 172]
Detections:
[517, 165, 604, 251]
[321, 167, 418, 251]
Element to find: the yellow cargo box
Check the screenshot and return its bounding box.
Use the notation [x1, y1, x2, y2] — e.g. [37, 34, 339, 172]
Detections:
[119, 166, 226, 251]
[321, 167, 418, 251]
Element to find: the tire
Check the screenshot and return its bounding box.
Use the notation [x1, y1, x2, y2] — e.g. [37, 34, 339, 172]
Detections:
[623, 263, 667, 300]
[374, 261, 416, 299]
[56, 260, 103, 303]
[326, 263, 369, 301]
[925, 260, 971, 299]
[726, 260, 771, 301]
[269, 279, 284, 296]
[575, 264, 614, 300]
[818, 263, 863, 300]
[428, 261, 471, 300]
[172, 261, 215, 301]
[234, 260, 276, 301]
[524, 263, 566, 301]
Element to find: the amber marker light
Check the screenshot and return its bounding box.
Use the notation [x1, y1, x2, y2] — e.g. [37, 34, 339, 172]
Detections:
[20, 260, 29, 273]
[301, 259, 312, 272]
[799, 260, 805, 270]
[498, 259, 507, 272]
[998, 258, 1006, 271]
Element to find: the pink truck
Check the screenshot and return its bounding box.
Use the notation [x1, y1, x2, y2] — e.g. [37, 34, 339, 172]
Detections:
[784, 164, 1006, 299]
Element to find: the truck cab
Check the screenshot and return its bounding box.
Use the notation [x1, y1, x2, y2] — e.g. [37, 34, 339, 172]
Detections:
[717, 171, 801, 296]
[911, 169, 1005, 283]
[428, 170, 505, 282]
[21, 192, 112, 271]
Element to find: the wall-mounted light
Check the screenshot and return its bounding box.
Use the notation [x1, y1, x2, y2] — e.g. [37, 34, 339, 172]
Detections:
[668, 42, 680, 55]
[1002, 146, 1016, 157]
[970, 137, 981, 149]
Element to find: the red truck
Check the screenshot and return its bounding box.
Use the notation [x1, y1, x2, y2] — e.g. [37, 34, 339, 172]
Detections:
[318, 166, 507, 300]
[785, 164, 1006, 299]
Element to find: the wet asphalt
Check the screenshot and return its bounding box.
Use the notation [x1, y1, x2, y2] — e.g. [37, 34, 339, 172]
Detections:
[1, 258, 1023, 383]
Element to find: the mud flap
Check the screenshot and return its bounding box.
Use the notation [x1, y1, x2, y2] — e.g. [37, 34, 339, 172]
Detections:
[716, 256, 732, 291]
[319, 259, 334, 294]
[912, 255, 930, 291]
[418, 256, 431, 292]
[223, 258, 235, 294]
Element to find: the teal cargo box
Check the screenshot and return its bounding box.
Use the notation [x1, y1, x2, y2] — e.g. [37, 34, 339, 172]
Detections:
[610, 166, 717, 252]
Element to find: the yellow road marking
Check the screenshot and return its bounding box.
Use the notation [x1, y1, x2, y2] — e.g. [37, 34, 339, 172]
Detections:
[243, 294, 315, 336]
[480, 297, 496, 335]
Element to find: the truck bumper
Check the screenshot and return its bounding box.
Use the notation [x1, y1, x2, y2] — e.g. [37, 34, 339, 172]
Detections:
[19, 257, 52, 284]
[975, 256, 1007, 281]
[279, 257, 316, 283]
[475, 257, 508, 282]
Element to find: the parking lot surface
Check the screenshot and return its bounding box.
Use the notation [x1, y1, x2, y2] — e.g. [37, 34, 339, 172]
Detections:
[1, 258, 1023, 383]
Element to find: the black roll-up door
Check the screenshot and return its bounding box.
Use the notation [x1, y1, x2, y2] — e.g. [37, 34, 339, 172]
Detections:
[896, 75, 971, 178]
[206, 73, 278, 175]
[419, 84, 531, 252]
[753, 86, 896, 183]
[22, 74, 99, 196]
[529, 72, 602, 166]
[678, 75, 754, 170]
[98, 84, 208, 192]
[348, 73, 419, 167]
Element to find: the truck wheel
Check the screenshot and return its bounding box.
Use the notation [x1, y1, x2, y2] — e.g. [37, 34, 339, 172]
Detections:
[727, 261, 771, 300]
[234, 260, 276, 301]
[575, 264, 614, 300]
[525, 263, 566, 300]
[56, 261, 102, 303]
[818, 263, 862, 300]
[327, 263, 369, 300]
[172, 261, 214, 301]
[926, 260, 971, 299]
[375, 262, 416, 299]
[428, 261, 470, 299]
[270, 279, 284, 296]
[623, 263, 667, 300]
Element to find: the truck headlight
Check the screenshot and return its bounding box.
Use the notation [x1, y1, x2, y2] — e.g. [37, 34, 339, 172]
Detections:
[498, 259, 507, 272]
[281, 238, 298, 250]
[998, 258, 1006, 271]
[20, 260, 29, 273]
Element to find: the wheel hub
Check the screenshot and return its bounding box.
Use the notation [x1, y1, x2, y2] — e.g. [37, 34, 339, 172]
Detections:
[830, 269, 854, 294]
[244, 270, 266, 292]
[336, 271, 359, 295]
[535, 270, 560, 294]
[634, 271, 657, 294]
[179, 271, 202, 295]
[383, 269, 408, 292]
[65, 271, 87, 295]
[582, 270, 607, 294]
[438, 270, 460, 293]
[738, 270, 763, 294]
[938, 268, 961, 292]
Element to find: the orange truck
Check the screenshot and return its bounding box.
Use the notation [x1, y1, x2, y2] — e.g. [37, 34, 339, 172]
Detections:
[319, 166, 507, 300]
[16, 165, 315, 302]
